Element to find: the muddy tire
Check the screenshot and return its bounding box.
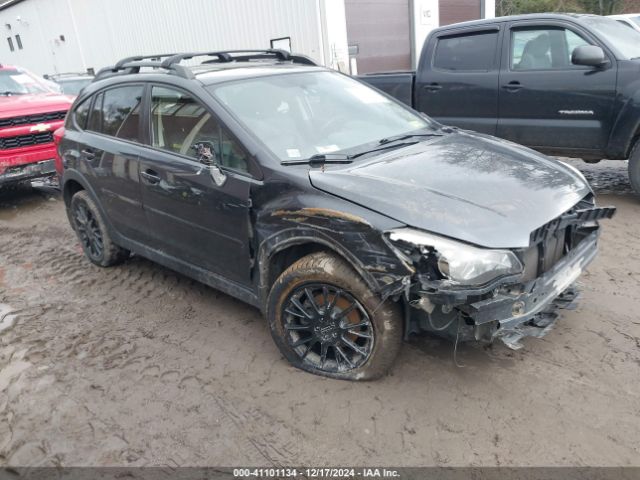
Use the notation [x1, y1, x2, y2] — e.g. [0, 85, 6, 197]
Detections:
[629, 141, 640, 196]
[70, 190, 129, 267]
[266, 251, 403, 380]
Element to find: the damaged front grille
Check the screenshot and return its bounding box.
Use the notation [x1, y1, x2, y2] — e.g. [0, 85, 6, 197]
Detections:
[523, 198, 616, 280]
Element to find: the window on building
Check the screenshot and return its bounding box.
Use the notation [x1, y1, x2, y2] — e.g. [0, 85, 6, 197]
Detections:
[433, 31, 498, 71]
[15, 34, 22, 50]
[87, 86, 143, 142]
[511, 28, 591, 70]
[7, 37, 14, 52]
[149, 86, 249, 172]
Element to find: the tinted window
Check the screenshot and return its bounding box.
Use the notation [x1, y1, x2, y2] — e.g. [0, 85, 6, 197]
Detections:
[88, 92, 104, 132]
[150, 86, 249, 173]
[511, 28, 590, 70]
[74, 99, 90, 129]
[433, 31, 498, 71]
[101, 86, 143, 141]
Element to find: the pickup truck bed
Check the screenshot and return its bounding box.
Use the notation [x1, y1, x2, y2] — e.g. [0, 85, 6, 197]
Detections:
[359, 72, 414, 107]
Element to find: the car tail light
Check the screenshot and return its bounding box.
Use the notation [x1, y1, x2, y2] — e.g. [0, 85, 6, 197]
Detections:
[53, 126, 65, 175]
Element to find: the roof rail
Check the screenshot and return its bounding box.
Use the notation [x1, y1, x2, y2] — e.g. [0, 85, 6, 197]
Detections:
[95, 49, 317, 82]
[114, 53, 178, 69]
[160, 49, 317, 68]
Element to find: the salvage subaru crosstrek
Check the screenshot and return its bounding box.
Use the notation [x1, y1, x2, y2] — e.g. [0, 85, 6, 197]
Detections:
[57, 50, 615, 380]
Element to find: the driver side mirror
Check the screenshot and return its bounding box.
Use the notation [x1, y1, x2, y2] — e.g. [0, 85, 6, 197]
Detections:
[191, 141, 227, 187]
[572, 45, 608, 68]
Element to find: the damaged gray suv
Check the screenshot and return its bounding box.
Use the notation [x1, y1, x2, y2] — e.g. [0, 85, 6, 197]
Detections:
[58, 50, 615, 380]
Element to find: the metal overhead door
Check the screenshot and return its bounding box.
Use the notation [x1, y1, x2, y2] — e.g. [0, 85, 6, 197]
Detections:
[345, 0, 411, 73]
[440, 0, 482, 26]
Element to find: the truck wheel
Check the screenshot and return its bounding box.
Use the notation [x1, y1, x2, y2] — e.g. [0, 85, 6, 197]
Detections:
[70, 190, 129, 267]
[266, 252, 403, 380]
[630, 142, 640, 196]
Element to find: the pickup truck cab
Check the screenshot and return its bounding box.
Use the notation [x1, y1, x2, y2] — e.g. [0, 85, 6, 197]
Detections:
[0, 64, 73, 187]
[359, 14, 640, 194]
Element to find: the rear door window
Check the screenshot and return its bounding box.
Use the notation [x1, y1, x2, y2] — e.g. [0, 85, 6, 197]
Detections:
[87, 85, 143, 142]
[433, 31, 499, 71]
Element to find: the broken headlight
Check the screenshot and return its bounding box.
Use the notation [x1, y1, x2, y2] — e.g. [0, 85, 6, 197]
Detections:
[386, 228, 523, 286]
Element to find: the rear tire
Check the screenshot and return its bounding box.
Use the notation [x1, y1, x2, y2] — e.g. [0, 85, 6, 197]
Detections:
[266, 251, 403, 381]
[70, 190, 129, 267]
[629, 141, 640, 196]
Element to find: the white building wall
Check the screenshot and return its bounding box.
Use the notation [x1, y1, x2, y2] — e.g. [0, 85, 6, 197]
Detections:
[483, 0, 496, 19]
[0, 0, 346, 75]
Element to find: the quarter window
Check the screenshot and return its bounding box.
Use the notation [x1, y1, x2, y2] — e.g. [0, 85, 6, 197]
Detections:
[74, 98, 90, 129]
[511, 28, 591, 70]
[150, 86, 249, 173]
[88, 92, 104, 132]
[433, 31, 498, 71]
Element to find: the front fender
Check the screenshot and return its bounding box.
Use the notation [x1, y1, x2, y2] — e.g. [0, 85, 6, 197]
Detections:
[254, 193, 413, 309]
[607, 80, 640, 159]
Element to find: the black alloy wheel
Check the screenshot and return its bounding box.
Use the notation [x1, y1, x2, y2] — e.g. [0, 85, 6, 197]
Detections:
[73, 201, 104, 260]
[282, 283, 374, 373]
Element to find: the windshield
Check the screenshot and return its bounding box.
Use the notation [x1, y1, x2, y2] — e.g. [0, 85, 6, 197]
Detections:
[631, 16, 640, 27]
[0, 68, 58, 95]
[209, 71, 432, 161]
[583, 16, 640, 59]
[58, 78, 92, 95]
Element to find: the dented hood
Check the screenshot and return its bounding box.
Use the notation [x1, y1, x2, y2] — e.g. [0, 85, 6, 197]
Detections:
[309, 131, 591, 249]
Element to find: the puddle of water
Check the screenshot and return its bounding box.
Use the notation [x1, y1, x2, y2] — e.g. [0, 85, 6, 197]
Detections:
[0, 358, 31, 392]
[0, 183, 59, 221]
[0, 307, 17, 334]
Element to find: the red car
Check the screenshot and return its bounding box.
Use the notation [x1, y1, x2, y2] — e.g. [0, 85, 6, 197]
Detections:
[0, 64, 73, 187]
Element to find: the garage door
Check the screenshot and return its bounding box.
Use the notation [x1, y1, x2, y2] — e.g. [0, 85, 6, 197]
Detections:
[345, 0, 411, 74]
[440, 0, 481, 26]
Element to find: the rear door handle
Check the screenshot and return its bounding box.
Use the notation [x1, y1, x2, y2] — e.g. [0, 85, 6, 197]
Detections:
[81, 148, 96, 160]
[424, 82, 442, 92]
[502, 81, 523, 92]
[140, 169, 161, 184]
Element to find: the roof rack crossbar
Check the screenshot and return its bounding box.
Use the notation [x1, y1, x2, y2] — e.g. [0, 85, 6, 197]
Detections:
[94, 48, 317, 83]
[160, 49, 316, 68]
[114, 53, 178, 69]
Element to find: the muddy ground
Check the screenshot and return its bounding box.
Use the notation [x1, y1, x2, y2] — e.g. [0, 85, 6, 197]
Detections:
[0, 159, 639, 468]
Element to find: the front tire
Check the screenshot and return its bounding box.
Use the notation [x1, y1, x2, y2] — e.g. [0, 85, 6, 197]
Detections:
[629, 141, 640, 196]
[70, 190, 129, 267]
[266, 252, 403, 380]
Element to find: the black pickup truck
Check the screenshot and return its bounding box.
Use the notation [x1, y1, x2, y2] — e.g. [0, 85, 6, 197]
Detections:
[359, 13, 640, 194]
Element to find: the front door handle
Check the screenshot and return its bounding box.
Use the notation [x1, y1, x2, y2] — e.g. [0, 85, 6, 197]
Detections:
[424, 82, 442, 92]
[502, 81, 523, 92]
[81, 148, 96, 160]
[140, 169, 161, 184]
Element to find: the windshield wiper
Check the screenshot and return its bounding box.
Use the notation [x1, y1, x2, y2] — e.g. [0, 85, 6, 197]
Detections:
[350, 141, 421, 159]
[281, 153, 353, 166]
[0, 91, 25, 96]
[378, 132, 443, 145]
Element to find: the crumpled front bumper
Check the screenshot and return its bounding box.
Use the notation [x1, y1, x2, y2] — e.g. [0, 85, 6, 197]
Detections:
[0, 158, 56, 185]
[463, 230, 599, 349]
